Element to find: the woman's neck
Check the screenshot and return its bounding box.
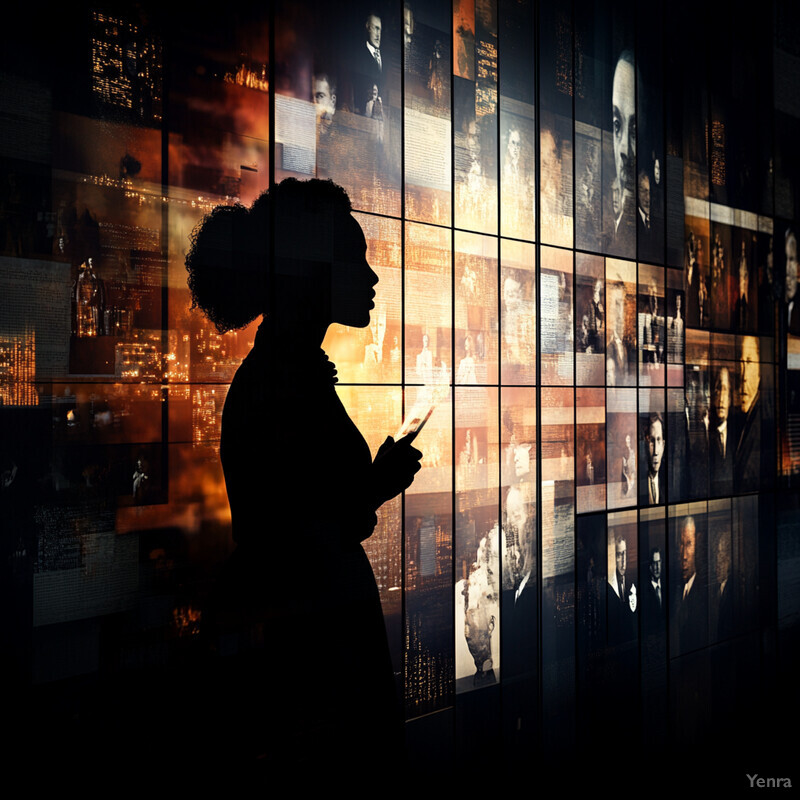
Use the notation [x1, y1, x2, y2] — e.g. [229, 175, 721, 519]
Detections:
[258, 313, 330, 352]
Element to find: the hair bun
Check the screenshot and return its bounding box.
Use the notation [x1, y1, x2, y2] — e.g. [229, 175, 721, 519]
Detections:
[186, 203, 266, 333]
[185, 179, 353, 333]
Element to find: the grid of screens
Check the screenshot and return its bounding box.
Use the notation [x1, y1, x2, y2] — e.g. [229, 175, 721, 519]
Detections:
[2, 0, 799, 766]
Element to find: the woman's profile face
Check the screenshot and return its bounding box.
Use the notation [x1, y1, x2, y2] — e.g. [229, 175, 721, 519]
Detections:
[331, 214, 379, 328]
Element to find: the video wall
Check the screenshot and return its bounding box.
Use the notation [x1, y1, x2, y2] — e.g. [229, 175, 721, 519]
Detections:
[2, 0, 799, 771]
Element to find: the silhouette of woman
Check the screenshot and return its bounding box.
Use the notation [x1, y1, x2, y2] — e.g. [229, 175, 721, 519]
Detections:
[186, 179, 421, 780]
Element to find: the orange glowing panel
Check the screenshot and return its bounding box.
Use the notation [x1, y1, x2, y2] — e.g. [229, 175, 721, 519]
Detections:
[405, 222, 452, 386]
[455, 231, 498, 386]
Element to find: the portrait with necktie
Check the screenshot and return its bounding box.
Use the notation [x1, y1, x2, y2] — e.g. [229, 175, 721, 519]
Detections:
[640, 410, 666, 506]
[352, 12, 384, 115]
[710, 364, 733, 496]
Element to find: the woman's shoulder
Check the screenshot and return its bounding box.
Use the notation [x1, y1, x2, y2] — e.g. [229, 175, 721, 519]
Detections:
[223, 344, 338, 427]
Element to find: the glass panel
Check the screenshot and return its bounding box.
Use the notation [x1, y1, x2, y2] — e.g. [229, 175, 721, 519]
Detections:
[605, 257, 637, 386]
[455, 386, 500, 692]
[500, 240, 536, 385]
[404, 0, 452, 226]
[540, 386, 575, 743]
[577, 386, 606, 513]
[275, 0, 401, 216]
[607, 387, 637, 509]
[500, 385, 538, 678]
[576, 253, 605, 385]
[669, 502, 709, 657]
[455, 231, 498, 385]
[453, 0, 498, 235]
[540, 246, 574, 386]
[539, 1, 573, 249]
[404, 222, 452, 385]
[404, 384, 454, 716]
[638, 262, 666, 386]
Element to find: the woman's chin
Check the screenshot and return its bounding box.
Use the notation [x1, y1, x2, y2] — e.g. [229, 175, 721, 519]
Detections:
[348, 308, 374, 328]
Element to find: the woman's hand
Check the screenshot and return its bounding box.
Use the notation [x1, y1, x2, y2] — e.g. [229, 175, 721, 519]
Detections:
[371, 433, 423, 508]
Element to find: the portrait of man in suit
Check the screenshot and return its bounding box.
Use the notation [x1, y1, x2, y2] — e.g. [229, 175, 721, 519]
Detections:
[578, 278, 605, 355]
[711, 531, 734, 641]
[672, 515, 706, 655]
[641, 411, 665, 506]
[637, 170, 651, 232]
[685, 230, 707, 328]
[734, 335, 763, 492]
[352, 13, 383, 114]
[735, 239, 754, 331]
[607, 533, 637, 643]
[502, 483, 537, 678]
[622, 432, 635, 497]
[642, 546, 664, 636]
[710, 365, 733, 496]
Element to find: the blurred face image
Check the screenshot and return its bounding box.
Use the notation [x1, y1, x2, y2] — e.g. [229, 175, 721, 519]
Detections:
[738, 336, 760, 415]
[650, 549, 662, 582]
[648, 282, 658, 313]
[680, 519, 697, 583]
[366, 15, 381, 49]
[612, 55, 636, 197]
[713, 367, 731, 425]
[541, 129, 559, 195]
[507, 129, 521, 166]
[506, 486, 533, 581]
[513, 442, 532, 478]
[786, 231, 798, 303]
[638, 172, 651, 217]
[647, 418, 664, 476]
[312, 77, 336, 119]
[503, 275, 522, 311]
[404, 4, 414, 47]
[686, 374, 697, 409]
[616, 537, 627, 579]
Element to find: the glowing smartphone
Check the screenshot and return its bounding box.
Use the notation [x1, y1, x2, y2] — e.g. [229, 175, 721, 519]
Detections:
[393, 402, 435, 441]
